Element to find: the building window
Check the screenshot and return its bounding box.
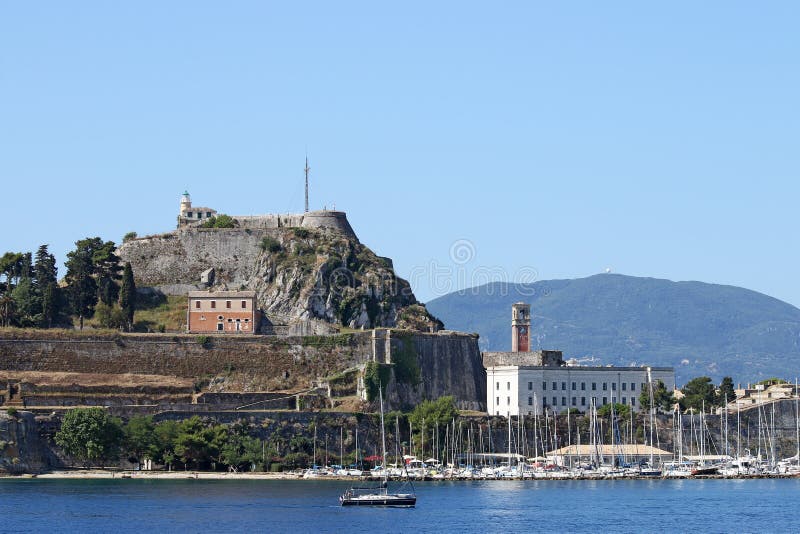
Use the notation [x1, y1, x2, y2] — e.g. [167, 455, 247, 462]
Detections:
[217, 323, 223, 331]
[543, 382, 547, 391]
[226, 301, 231, 309]
[631, 383, 636, 391]
[195, 301, 200, 309]
[622, 383, 627, 391]
[211, 301, 216, 309]
[592, 382, 597, 391]
[241, 300, 247, 309]
[496, 382, 499, 390]
[622, 397, 627, 405]
[562, 397, 566, 406]
[507, 397, 510, 405]
[631, 397, 636, 406]
[602, 397, 607, 405]
[602, 383, 607, 391]
[227, 319, 233, 323]
[612, 383, 617, 391]
[507, 382, 511, 390]
[206, 212, 212, 217]
[571, 397, 576, 406]
[552, 382, 557, 391]
[187, 212, 193, 218]
[528, 381, 532, 391]
[552, 397, 557, 406]
[496, 397, 500, 405]
[543, 398, 548, 408]
[581, 382, 586, 391]
[217, 315, 223, 320]
[528, 397, 533, 406]
[581, 397, 586, 406]
[561, 382, 566, 391]
[200, 315, 205, 320]
[572, 382, 576, 391]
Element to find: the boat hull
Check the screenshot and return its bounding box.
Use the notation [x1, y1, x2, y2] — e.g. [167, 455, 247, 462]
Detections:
[340, 495, 416, 507]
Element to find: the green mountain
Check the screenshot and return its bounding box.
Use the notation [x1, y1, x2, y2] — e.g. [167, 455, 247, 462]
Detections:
[426, 274, 800, 384]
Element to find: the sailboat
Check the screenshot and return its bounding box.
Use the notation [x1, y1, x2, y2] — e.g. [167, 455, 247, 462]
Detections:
[340, 387, 417, 507]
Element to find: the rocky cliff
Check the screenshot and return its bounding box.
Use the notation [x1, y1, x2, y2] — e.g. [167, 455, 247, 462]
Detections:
[119, 221, 441, 332]
[0, 411, 55, 473]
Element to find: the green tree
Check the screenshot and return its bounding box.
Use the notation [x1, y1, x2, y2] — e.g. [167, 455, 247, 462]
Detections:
[119, 262, 136, 331]
[92, 240, 122, 306]
[0, 252, 25, 291]
[34, 245, 62, 327]
[0, 293, 15, 327]
[55, 408, 123, 466]
[718, 376, 735, 406]
[680, 376, 718, 412]
[65, 240, 99, 329]
[123, 416, 158, 467]
[408, 395, 458, 454]
[219, 421, 262, 472]
[154, 420, 181, 470]
[596, 402, 631, 420]
[173, 416, 223, 470]
[639, 380, 676, 412]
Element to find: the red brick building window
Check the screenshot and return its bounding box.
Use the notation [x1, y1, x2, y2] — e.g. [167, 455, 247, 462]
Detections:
[241, 301, 247, 309]
[226, 301, 231, 309]
[211, 301, 216, 309]
[195, 301, 200, 309]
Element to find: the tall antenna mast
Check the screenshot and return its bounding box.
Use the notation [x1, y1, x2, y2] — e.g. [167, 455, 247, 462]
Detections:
[304, 156, 310, 213]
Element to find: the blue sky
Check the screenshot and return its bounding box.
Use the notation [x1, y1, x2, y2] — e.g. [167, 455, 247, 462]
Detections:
[2, 2, 798, 305]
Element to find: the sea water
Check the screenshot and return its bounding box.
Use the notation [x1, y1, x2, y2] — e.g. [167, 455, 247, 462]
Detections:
[1, 478, 795, 533]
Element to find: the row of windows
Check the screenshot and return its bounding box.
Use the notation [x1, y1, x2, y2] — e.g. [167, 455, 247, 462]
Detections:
[497, 396, 637, 408]
[195, 300, 249, 309]
[532, 381, 640, 392]
[185, 211, 214, 218]
[198, 315, 251, 322]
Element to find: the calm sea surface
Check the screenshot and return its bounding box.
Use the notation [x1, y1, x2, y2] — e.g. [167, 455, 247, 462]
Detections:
[0, 478, 796, 533]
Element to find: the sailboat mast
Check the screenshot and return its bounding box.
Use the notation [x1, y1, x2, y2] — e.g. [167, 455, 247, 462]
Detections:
[796, 377, 799, 464]
[379, 387, 387, 477]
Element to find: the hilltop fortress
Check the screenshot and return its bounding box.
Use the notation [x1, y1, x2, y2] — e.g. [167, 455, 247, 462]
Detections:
[120, 192, 438, 334]
[177, 191, 357, 239]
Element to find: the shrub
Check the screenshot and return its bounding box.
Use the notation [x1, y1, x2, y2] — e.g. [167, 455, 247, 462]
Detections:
[6, 407, 18, 418]
[201, 214, 237, 228]
[260, 236, 282, 253]
[363, 362, 392, 402]
[123, 232, 137, 243]
[196, 335, 211, 348]
[294, 228, 310, 239]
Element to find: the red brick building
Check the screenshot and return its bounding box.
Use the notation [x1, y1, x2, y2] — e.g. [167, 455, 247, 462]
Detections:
[187, 291, 260, 334]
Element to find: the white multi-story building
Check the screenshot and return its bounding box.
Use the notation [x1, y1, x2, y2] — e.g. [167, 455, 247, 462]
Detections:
[484, 303, 675, 417]
[486, 363, 675, 416]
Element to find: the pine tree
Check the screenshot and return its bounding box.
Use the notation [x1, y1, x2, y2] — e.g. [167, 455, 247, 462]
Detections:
[119, 262, 136, 331]
[65, 240, 98, 330]
[34, 245, 61, 327]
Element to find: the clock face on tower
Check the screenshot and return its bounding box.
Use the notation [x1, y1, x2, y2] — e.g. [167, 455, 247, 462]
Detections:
[519, 327, 527, 334]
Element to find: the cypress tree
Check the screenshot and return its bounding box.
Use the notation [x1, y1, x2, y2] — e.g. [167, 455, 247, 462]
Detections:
[119, 262, 136, 331]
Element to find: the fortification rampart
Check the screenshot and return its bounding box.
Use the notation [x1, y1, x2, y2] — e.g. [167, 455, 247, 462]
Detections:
[0, 330, 486, 410]
[182, 210, 357, 239]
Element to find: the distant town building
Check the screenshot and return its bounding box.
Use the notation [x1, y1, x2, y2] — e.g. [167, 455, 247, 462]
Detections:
[187, 291, 260, 334]
[484, 303, 675, 416]
[178, 191, 218, 228]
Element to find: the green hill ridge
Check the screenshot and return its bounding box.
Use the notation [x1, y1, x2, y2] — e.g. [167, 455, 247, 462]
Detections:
[426, 274, 800, 384]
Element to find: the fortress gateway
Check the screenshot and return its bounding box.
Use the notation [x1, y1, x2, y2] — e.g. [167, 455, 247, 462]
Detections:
[484, 303, 675, 417]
